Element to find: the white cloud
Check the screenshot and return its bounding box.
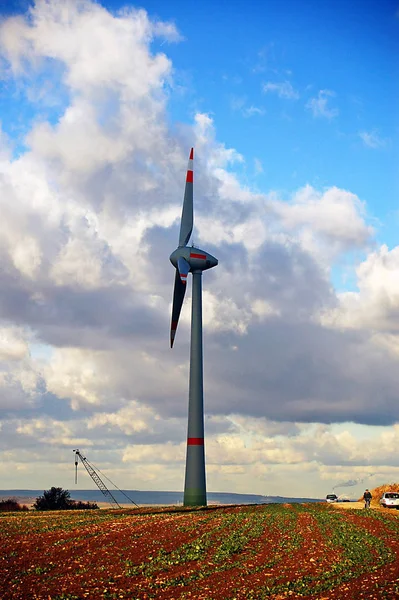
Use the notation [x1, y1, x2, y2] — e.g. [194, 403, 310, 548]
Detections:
[306, 89, 338, 119]
[0, 1, 181, 90]
[0, 327, 29, 361]
[0, 326, 44, 413]
[242, 105, 265, 117]
[123, 441, 185, 464]
[0, 0, 398, 497]
[0, 1, 179, 186]
[88, 401, 159, 435]
[359, 130, 386, 149]
[263, 81, 299, 99]
[269, 184, 373, 260]
[16, 416, 93, 447]
[321, 244, 399, 333]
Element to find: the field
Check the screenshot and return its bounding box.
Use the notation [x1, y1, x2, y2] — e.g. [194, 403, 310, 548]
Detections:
[2, 503, 399, 599]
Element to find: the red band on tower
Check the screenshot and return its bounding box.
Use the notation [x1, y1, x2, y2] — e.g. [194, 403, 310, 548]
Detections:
[187, 437, 204, 445]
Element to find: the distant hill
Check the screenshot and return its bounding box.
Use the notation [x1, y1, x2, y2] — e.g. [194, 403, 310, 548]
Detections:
[0, 489, 323, 507]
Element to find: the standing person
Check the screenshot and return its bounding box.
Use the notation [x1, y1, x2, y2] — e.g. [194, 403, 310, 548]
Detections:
[363, 489, 372, 509]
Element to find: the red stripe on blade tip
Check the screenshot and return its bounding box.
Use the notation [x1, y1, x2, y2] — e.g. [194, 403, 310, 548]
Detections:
[186, 170, 193, 183]
[187, 437, 204, 445]
[189, 148, 194, 160]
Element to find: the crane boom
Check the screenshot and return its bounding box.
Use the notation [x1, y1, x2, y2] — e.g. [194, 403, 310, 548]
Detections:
[74, 449, 122, 508]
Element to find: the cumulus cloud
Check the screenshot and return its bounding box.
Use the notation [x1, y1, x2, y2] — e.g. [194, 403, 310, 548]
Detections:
[0, 0, 398, 495]
[269, 184, 373, 259]
[0, 326, 29, 361]
[0, 326, 43, 415]
[321, 245, 399, 333]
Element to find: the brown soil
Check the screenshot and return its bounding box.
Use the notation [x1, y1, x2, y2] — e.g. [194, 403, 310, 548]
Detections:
[2, 504, 399, 599]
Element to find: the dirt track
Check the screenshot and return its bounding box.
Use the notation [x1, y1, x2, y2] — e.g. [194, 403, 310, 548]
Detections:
[332, 501, 399, 512]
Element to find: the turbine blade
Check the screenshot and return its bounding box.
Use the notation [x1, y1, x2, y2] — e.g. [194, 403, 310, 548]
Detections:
[178, 148, 194, 247]
[170, 268, 187, 348]
[177, 256, 190, 284]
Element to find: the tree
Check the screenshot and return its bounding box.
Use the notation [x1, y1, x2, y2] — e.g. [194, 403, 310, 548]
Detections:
[34, 487, 72, 511]
[0, 499, 28, 511]
[72, 500, 99, 510]
[34, 487, 99, 510]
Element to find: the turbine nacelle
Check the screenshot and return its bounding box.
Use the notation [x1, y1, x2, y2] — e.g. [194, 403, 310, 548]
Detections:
[170, 247, 218, 274]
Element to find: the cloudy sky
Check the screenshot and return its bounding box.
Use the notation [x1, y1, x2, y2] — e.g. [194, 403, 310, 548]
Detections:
[0, 0, 398, 499]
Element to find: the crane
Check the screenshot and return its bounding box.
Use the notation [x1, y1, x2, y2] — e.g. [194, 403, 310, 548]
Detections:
[73, 449, 139, 509]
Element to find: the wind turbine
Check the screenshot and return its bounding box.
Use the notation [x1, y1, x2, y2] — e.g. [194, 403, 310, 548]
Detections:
[170, 148, 218, 507]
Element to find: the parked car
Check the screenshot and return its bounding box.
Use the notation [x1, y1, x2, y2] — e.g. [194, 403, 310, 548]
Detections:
[380, 492, 399, 509]
[326, 494, 338, 503]
[338, 495, 351, 502]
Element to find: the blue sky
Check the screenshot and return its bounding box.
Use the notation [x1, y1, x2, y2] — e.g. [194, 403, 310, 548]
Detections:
[0, 0, 399, 496]
[135, 0, 397, 289]
[2, 0, 397, 265]
[171, 0, 397, 289]
[139, 0, 398, 233]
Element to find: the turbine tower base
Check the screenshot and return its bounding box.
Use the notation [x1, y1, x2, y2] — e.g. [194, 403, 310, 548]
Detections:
[183, 442, 206, 506]
[183, 490, 207, 507]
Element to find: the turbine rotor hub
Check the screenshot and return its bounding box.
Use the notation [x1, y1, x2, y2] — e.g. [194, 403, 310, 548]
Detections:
[170, 247, 218, 273]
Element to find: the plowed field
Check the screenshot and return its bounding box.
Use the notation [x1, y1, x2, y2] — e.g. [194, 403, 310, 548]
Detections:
[2, 503, 399, 599]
